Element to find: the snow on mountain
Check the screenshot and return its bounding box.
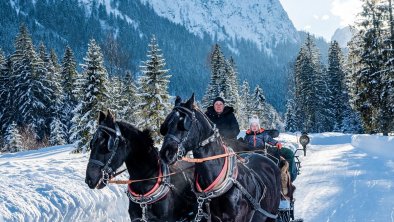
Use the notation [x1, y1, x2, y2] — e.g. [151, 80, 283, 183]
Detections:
[1, 133, 393, 221]
[331, 26, 352, 48]
[138, 0, 299, 52]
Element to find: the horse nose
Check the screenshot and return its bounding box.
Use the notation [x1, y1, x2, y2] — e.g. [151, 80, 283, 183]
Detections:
[85, 178, 95, 188]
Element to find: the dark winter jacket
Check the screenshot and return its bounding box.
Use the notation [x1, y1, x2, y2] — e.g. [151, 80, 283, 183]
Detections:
[243, 128, 279, 149]
[205, 106, 240, 140]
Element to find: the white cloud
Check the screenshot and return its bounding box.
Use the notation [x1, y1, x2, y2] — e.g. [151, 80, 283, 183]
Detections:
[331, 0, 362, 26]
[322, 15, 330, 20]
[304, 25, 312, 30]
[313, 14, 319, 20]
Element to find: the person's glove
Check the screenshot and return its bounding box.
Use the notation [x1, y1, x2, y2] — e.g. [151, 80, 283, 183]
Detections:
[276, 142, 282, 149]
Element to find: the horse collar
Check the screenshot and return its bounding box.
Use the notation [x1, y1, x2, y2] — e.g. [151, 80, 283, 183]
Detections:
[127, 159, 172, 205]
[195, 145, 238, 195]
[193, 145, 238, 221]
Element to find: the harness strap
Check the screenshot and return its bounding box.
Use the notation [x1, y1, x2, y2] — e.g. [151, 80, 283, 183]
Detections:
[233, 180, 278, 219]
[127, 160, 171, 205]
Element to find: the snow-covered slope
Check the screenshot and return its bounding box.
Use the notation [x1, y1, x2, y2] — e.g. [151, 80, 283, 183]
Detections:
[1, 133, 393, 221]
[138, 0, 299, 51]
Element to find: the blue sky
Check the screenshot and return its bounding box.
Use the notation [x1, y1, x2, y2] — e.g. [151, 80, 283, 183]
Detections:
[279, 0, 362, 41]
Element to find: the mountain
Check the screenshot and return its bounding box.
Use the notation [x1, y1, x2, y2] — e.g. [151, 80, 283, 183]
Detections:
[0, 0, 304, 112]
[331, 26, 352, 48]
[138, 0, 299, 52]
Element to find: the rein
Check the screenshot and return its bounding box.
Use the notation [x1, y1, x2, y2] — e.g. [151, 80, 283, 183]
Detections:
[180, 149, 272, 163]
[108, 165, 195, 184]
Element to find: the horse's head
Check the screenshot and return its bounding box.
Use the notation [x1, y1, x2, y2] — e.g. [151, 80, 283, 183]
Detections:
[85, 110, 128, 189]
[160, 94, 214, 165]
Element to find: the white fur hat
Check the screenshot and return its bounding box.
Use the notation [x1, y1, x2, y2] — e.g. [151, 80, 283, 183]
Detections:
[249, 115, 260, 128]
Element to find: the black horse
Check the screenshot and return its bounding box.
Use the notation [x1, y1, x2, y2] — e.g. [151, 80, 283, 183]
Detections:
[85, 110, 195, 221]
[160, 95, 281, 222]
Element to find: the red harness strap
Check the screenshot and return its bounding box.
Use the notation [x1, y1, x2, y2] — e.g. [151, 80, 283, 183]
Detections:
[195, 144, 230, 193]
[128, 160, 163, 199]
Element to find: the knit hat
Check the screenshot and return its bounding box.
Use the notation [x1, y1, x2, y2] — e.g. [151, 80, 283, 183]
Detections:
[213, 97, 225, 106]
[249, 115, 260, 128]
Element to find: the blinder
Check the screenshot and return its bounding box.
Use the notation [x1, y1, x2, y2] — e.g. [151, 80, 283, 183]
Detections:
[178, 115, 192, 131]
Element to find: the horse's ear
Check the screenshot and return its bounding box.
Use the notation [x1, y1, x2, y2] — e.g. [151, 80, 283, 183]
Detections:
[106, 109, 116, 125]
[160, 122, 168, 136]
[175, 96, 181, 107]
[184, 93, 195, 109]
[98, 111, 106, 124]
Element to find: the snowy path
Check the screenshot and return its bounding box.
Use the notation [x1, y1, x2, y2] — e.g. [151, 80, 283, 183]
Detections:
[283, 133, 394, 222]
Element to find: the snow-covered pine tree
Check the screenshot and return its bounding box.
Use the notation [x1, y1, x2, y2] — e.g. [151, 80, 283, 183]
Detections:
[61, 46, 79, 142]
[327, 41, 347, 131]
[121, 70, 140, 125]
[49, 117, 66, 146]
[239, 80, 252, 129]
[378, 0, 394, 135]
[0, 48, 8, 136]
[252, 85, 268, 127]
[293, 34, 324, 132]
[138, 35, 171, 144]
[50, 48, 61, 74]
[10, 24, 53, 140]
[71, 39, 109, 153]
[2, 121, 24, 153]
[284, 96, 298, 132]
[345, 29, 365, 133]
[284, 62, 300, 132]
[202, 44, 226, 108]
[39, 43, 63, 130]
[226, 57, 241, 112]
[349, 0, 385, 133]
[108, 75, 125, 118]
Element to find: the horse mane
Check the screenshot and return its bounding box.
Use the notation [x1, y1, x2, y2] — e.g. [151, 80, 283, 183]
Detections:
[116, 120, 155, 152]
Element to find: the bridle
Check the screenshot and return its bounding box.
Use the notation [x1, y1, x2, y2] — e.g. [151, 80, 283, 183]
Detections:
[88, 123, 125, 186]
[164, 106, 220, 161]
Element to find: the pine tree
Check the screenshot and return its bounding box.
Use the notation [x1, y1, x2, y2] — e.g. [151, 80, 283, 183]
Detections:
[50, 48, 61, 74]
[226, 57, 241, 112]
[284, 63, 300, 132]
[293, 34, 325, 132]
[2, 121, 24, 153]
[49, 118, 67, 146]
[348, 1, 394, 135]
[138, 35, 171, 144]
[61, 46, 79, 141]
[252, 85, 270, 127]
[0, 48, 8, 136]
[10, 24, 53, 140]
[108, 76, 125, 117]
[39, 43, 63, 127]
[251, 85, 283, 130]
[71, 39, 109, 153]
[284, 96, 298, 132]
[61, 46, 78, 105]
[379, 0, 394, 135]
[239, 80, 252, 129]
[121, 70, 140, 124]
[202, 44, 226, 108]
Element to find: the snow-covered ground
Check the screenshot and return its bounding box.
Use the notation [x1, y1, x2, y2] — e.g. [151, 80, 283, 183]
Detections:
[1, 133, 393, 222]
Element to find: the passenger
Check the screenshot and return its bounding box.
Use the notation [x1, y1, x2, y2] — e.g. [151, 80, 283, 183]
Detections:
[244, 115, 296, 200]
[243, 115, 282, 150]
[205, 97, 240, 143]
